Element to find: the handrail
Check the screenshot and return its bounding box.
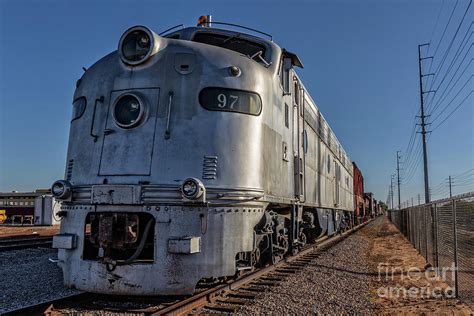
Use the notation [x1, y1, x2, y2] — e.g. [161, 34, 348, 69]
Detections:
[90, 96, 104, 142]
[159, 24, 185, 36]
[198, 21, 272, 41]
[164, 91, 174, 139]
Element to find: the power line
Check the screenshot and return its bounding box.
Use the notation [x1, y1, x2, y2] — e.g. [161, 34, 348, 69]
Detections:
[425, 0, 472, 106]
[430, 0, 459, 60]
[432, 89, 473, 131]
[432, 75, 473, 123]
[401, 118, 421, 177]
[452, 168, 474, 180]
[429, 54, 473, 117]
[402, 143, 423, 184]
[425, 0, 447, 89]
[453, 178, 474, 184]
[427, 27, 474, 114]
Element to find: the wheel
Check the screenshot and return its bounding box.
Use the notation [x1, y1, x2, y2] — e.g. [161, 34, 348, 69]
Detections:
[299, 231, 307, 247]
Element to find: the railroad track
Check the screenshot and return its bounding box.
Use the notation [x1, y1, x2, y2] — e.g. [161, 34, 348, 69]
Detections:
[0, 234, 53, 251]
[4, 220, 372, 315]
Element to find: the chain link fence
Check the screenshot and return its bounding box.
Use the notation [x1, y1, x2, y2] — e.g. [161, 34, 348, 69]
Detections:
[388, 192, 473, 304]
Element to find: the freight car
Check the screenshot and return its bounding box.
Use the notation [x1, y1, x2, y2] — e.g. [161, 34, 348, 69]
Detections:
[52, 17, 357, 295]
[352, 162, 365, 224]
[364, 192, 376, 219]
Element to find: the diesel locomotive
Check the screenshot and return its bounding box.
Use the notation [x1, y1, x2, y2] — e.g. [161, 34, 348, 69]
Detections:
[52, 17, 356, 295]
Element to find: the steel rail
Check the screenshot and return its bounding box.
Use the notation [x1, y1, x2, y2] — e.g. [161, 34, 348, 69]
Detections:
[0, 234, 53, 251]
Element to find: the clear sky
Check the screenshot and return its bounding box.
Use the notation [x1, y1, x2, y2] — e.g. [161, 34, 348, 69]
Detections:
[0, 0, 472, 205]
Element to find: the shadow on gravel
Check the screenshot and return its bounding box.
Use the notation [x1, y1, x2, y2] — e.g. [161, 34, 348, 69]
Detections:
[310, 263, 380, 277]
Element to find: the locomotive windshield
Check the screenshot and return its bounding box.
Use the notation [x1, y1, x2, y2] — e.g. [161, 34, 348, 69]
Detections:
[193, 32, 267, 63]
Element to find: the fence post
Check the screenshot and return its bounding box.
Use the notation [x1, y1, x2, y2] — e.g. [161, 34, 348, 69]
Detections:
[416, 209, 422, 255]
[434, 203, 439, 269]
[452, 198, 459, 298]
[425, 205, 428, 260]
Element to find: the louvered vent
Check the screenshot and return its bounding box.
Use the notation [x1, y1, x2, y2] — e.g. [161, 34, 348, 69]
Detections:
[66, 159, 74, 180]
[202, 156, 218, 179]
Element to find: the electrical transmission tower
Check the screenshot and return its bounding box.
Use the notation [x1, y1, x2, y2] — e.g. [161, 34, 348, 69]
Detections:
[418, 43, 434, 203]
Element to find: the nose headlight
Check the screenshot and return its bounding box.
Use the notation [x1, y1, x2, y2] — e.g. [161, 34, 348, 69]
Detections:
[51, 180, 72, 200]
[113, 94, 145, 129]
[119, 26, 160, 65]
[181, 178, 205, 200]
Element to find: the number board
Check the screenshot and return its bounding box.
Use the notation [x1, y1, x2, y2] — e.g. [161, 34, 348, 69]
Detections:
[199, 87, 262, 116]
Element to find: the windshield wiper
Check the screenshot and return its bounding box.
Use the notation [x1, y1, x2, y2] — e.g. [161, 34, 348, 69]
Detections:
[249, 50, 272, 68]
[221, 33, 241, 45]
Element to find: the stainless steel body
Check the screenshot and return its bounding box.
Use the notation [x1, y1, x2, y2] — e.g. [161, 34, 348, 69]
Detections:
[55, 24, 354, 295]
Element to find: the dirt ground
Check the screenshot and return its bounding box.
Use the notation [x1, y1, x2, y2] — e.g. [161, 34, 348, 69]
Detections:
[0, 225, 59, 237]
[366, 217, 472, 314]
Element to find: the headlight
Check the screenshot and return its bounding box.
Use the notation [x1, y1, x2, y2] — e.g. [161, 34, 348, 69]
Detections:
[119, 26, 159, 65]
[51, 180, 72, 200]
[181, 178, 205, 200]
[113, 94, 145, 128]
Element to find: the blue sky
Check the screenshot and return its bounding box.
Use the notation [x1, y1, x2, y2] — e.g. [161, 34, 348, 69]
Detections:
[0, 0, 472, 205]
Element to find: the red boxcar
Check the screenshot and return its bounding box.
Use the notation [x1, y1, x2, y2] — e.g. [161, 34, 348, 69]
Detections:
[352, 162, 365, 224]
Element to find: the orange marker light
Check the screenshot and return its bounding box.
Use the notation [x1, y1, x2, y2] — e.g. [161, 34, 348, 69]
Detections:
[197, 15, 208, 26]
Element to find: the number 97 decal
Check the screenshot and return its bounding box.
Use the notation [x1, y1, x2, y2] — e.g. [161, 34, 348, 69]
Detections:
[217, 93, 239, 109]
[199, 87, 262, 116]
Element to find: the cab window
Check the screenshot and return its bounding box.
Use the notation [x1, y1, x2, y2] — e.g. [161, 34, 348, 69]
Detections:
[193, 32, 266, 61]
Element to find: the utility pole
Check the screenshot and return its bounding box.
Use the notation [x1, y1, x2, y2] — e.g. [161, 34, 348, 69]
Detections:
[411, 197, 414, 207]
[418, 43, 433, 204]
[387, 186, 390, 209]
[418, 193, 421, 205]
[397, 151, 401, 209]
[390, 175, 395, 210]
[448, 175, 452, 198]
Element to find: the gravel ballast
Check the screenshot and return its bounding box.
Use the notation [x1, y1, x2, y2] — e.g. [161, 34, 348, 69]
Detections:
[237, 220, 379, 315]
[0, 247, 81, 313]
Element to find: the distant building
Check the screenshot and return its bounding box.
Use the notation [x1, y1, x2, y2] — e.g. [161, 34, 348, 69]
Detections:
[0, 189, 51, 224]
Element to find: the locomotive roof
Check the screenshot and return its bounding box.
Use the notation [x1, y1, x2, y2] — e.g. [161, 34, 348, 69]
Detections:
[162, 25, 275, 45]
[162, 26, 303, 68]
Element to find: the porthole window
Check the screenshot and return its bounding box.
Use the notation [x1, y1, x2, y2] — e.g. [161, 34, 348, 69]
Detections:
[71, 97, 87, 122]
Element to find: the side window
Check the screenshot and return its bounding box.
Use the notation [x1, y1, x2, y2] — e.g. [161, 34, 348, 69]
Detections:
[303, 130, 308, 154]
[279, 59, 284, 87]
[280, 57, 291, 94]
[72, 97, 87, 122]
[327, 154, 331, 173]
[294, 81, 299, 105]
[284, 103, 289, 128]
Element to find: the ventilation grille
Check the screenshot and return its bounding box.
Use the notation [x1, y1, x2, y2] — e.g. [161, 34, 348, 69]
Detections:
[66, 159, 74, 180]
[202, 156, 218, 179]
